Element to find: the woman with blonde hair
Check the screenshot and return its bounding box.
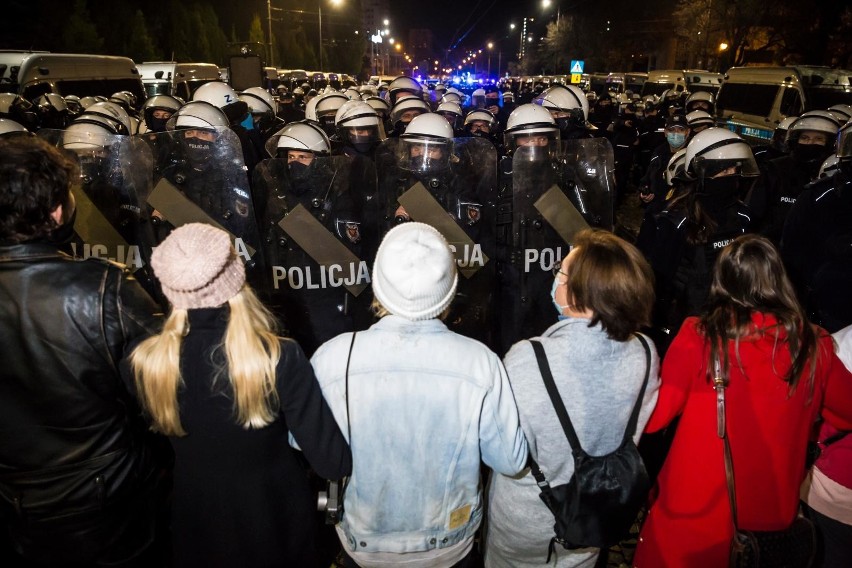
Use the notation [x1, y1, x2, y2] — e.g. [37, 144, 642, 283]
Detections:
[634, 234, 852, 567]
[123, 223, 351, 567]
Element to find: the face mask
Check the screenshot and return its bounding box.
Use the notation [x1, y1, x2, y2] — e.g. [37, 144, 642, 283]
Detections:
[184, 137, 213, 166]
[699, 176, 742, 202]
[792, 142, 827, 165]
[288, 161, 311, 181]
[551, 278, 570, 317]
[240, 114, 255, 131]
[147, 117, 169, 133]
[666, 132, 687, 149]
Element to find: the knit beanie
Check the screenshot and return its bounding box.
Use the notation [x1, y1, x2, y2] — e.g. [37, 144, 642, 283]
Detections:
[151, 223, 245, 309]
[372, 222, 458, 321]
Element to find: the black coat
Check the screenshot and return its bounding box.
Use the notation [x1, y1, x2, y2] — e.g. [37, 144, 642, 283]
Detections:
[0, 242, 163, 565]
[129, 307, 351, 567]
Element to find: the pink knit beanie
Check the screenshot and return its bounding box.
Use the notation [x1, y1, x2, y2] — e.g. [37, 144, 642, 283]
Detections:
[151, 223, 245, 309]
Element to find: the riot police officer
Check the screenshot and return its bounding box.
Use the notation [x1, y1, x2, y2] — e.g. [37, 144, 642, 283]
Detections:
[637, 127, 757, 354]
[533, 85, 593, 140]
[253, 121, 372, 354]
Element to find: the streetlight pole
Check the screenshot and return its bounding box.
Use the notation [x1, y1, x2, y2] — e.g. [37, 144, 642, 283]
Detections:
[318, 3, 323, 70]
[267, 0, 273, 65]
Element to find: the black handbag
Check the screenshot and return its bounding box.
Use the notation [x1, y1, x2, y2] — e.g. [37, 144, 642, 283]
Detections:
[527, 335, 652, 562]
[713, 358, 817, 568]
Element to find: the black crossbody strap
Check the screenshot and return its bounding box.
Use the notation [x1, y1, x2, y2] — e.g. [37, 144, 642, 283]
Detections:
[530, 340, 583, 452]
[822, 430, 851, 448]
[714, 355, 740, 530]
[622, 334, 653, 446]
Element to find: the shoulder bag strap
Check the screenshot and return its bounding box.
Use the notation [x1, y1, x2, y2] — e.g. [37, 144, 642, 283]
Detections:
[344, 331, 357, 444]
[714, 354, 740, 530]
[621, 334, 653, 445]
[530, 339, 584, 452]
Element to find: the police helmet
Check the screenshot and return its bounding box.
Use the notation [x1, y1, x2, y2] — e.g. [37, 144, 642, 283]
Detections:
[685, 91, 715, 113]
[192, 81, 248, 125]
[826, 104, 852, 123]
[268, 121, 331, 158]
[785, 111, 841, 147]
[388, 76, 422, 104]
[76, 102, 132, 135]
[503, 103, 560, 159]
[685, 127, 759, 179]
[463, 109, 498, 131]
[770, 116, 798, 152]
[436, 101, 463, 125]
[817, 154, 840, 179]
[0, 118, 30, 137]
[62, 121, 116, 151]
[364, 95, 391, 119]
[335, 101, 385, 151]
[534, 85, 589, 123]
[390, 97, 430, 127]
[170, 101, 230, 131]
[240, 87, 277, 117]
[399, 113, 454, 173]
[665, 148, 688, 186]
[686, 110, 714, 132]
[314, 92, 350, 130]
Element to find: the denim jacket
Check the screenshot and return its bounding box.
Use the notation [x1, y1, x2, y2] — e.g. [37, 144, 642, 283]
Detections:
[311, 316, 528, 555]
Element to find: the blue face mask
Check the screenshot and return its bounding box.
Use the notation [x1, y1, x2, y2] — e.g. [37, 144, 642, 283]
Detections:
[551, 278, 570, 319]
[666, 132, 686, 149]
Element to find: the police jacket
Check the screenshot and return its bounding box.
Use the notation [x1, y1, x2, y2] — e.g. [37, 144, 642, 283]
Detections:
[311, 317, 528, 557]
[0, 241, 162, 523]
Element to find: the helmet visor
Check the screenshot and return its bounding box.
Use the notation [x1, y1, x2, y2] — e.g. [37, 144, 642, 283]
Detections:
[399, 139, 452, 172]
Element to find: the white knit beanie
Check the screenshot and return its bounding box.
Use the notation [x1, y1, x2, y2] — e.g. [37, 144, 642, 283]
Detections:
[372, 222, 458, 321]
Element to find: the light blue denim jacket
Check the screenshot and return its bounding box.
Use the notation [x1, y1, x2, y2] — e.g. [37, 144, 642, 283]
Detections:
[311, 316, 528, 555]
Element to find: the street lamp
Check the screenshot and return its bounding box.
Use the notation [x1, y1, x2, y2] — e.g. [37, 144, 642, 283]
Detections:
[487, 42, 493, 78]
[318, 0, 342, 72]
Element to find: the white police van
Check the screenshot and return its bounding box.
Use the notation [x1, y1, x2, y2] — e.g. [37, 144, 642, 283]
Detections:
[716, 66, 852, 145]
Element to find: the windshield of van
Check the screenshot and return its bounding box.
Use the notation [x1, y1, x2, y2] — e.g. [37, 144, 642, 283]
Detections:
[145, 82, 171, 97]
[689, 85, 719, 96]
[798, 67, 852, 109]
[804, 88, 852, 110]
[641, 82, 674, 97]
[50, 78, 145, 103]
[716, 83, 779, 116]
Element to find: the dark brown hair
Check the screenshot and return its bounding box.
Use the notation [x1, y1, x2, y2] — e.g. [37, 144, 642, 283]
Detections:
[0, 136, 77, 242]
[567, 229, 655, 342]
[698, 234, 818, 398]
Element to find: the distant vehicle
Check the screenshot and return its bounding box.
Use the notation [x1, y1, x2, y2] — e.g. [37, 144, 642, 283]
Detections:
[0, 51, 144, 102]
[587, 73, 610, 96]
[716, 65, 852, 145]
[136, 62, 220, 100]
[606, 72, 648, 97]
[683, 70, 724, 96]
[641, 70, 688, 98]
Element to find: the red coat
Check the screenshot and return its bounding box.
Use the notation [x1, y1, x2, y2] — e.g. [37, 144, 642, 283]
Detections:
[633, 315, 852, 568]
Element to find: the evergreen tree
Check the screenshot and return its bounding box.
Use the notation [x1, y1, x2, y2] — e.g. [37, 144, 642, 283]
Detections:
[61, 0, 104, 53]
[126, 9, 159, 62]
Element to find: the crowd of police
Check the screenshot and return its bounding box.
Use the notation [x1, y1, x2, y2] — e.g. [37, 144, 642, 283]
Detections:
[1, 76, 850, 351]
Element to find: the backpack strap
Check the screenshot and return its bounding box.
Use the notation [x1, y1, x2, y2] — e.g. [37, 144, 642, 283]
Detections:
[622, 334, 653, 446]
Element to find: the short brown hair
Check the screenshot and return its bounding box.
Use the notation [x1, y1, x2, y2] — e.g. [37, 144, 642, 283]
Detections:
[0, 136, 77, 242]
[566, 229, 655, 342]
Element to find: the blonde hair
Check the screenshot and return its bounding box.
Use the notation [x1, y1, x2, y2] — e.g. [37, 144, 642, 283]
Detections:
[130, 286, 281, 436]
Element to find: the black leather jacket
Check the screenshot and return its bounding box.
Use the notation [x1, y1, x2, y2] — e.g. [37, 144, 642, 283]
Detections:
[0, 241, 162, 524]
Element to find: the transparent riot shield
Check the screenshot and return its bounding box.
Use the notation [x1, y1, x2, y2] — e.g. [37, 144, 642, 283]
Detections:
[38, 128, 159, 296]
[374, 137, 498, 348]
[498, 138, 616, 352]
[252, 154, 375, 356]
[142, 127, 262, 276]
[560, 137, 615, 231]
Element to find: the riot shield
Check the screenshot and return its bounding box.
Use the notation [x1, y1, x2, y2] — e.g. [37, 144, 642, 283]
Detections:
[374, 137, 498, 348]
[560, 137, 616, 231]
[142, 128, 262, 277]
[37, 128, 159, 297]
[252, 154, 376, 356]
[498, 138, 616, 352]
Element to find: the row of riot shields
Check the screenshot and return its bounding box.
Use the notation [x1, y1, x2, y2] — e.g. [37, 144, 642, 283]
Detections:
[37, 127, 614, 356]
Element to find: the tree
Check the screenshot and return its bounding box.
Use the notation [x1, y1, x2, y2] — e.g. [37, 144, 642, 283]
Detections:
[125, 10, 158, 62]
[249, 14, 266, 46]
[61, 0, 104, 53]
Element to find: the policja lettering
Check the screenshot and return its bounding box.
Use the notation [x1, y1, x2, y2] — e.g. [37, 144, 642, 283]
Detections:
[71, 243, 145, 270]
[448, 243, 485, 269]
[272, 261, 370, 290]
[524, 247, 567, 273]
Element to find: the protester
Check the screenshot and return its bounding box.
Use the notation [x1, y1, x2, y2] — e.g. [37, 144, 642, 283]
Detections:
[0, 136, 164, 567]
[125, 223, 351, 567]
[486, 229, 660, 568]
[311, 222, 528, 568]
[634, 234, 852, 567]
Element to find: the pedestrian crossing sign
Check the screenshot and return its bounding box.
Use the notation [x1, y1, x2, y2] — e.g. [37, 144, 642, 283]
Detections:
[571, 73, 582, 84]
[570, 60, 584, 74]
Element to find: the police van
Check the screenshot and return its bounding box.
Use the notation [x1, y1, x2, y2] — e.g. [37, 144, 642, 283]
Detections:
[0, 51, 144, 102]
[136, 62, 221, 100]
[716, 66, 852, 145]
[640, 70, 687, 98]
[606, 72, 648, 96]
[684, 70, 723, 96]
